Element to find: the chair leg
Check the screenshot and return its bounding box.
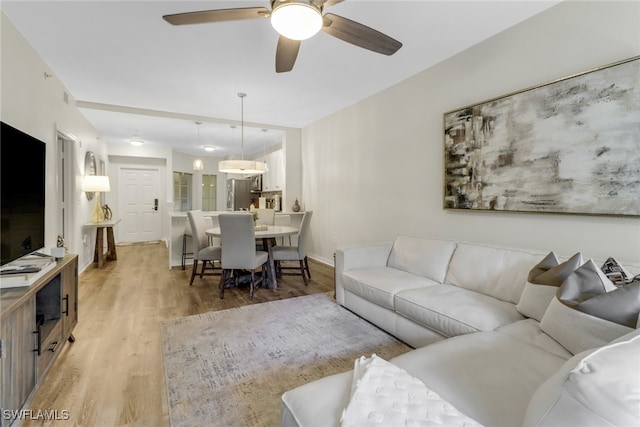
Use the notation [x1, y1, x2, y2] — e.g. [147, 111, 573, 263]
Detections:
[219, 269, 229, 299]
[249, 270, 256, 300]
[190, 260, 199, 286]
[299, 260, 308, 285]
[200, 261, 208, 278]
[304, 256, 311, 278]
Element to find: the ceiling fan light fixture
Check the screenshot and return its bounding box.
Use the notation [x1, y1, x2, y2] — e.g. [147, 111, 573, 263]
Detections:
[203, 145, 215, 152]
[271, 2, 322, 40]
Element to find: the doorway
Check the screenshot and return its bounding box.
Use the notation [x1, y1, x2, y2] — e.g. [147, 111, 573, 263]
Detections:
[118, 167, 161, 243]
[56, 131, 74, 251]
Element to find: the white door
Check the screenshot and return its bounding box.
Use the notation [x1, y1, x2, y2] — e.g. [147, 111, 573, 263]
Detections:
[118, 168, 161, 243]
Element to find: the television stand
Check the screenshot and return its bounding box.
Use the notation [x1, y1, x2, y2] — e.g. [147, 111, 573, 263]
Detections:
[0, 255, 78, 425]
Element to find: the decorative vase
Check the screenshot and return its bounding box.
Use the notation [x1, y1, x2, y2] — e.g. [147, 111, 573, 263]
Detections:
[292, 199, 301, 212]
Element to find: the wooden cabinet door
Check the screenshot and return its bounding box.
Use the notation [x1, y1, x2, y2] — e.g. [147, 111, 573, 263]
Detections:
[1, 297, 36, 419]
[61, 258, 78, 340]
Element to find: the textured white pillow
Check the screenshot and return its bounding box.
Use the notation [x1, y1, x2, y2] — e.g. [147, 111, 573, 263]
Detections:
[523, 330, 640, 427]
[516, 283, 557, 321]
[539, 297, 633, 355]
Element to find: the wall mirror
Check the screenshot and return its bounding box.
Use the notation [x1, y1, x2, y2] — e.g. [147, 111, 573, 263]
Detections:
[84, 151, 97, 200]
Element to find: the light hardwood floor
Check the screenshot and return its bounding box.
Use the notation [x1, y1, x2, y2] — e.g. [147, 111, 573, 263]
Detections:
[22, 242, 334, 426]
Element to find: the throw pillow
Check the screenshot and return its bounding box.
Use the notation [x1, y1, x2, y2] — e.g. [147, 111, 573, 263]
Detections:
[516, 252, 582, 321]
[529, 252, 583, 286]
[558, 259, 617, 303]
[527, 251, 560, 282]
[600, 256, 632, 285]
[557, 260, 640, 328]
[522, 329, 640, 427]
[539, 298, 633, 355]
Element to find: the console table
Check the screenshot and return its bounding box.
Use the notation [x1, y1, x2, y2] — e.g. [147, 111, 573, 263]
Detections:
[85, 219, 120, 268]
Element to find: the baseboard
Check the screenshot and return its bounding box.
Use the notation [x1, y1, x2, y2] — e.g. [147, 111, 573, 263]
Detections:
[308, 253, 334, 267]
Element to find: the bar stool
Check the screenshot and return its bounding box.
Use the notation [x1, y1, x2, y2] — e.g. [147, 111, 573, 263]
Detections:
[181, 219, 194, 270]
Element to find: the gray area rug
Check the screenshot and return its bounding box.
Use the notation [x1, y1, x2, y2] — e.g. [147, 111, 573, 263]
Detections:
[161, 293, 411, 426]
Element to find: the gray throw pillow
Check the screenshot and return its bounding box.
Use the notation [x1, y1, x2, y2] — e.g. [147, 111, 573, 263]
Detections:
[576, 282, 640, 328]
[529, 252, 583, 287]
[558, 260, 640, 328]
[558, 260, 617, 302]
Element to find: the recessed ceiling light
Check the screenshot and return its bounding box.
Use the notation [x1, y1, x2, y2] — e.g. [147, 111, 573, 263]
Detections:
[203, 146, 215, 152]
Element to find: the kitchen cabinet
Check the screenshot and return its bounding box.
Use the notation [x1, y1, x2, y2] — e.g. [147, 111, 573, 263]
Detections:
[262, 149, 284, 192]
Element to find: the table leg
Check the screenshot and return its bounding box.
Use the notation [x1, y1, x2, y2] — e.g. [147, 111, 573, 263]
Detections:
[106, 226, 117, 261]
[264, 237, 278, 289]
[94, 227, 104, 268]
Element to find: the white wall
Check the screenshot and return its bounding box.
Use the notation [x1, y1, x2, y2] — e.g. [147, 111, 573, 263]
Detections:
[302, 1, 640, 265]
[1, 12, 106, 271]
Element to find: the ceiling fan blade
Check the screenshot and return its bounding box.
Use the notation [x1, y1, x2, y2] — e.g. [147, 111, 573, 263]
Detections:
[276, 36, 301, 73]
[163, 7, 269, 25]
[312, 0, 345, 7]
[322, 13, 402, 55]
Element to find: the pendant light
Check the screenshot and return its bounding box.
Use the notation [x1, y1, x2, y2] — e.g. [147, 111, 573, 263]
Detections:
[219, 93, 267, 175]
[193, 121, 204, 171]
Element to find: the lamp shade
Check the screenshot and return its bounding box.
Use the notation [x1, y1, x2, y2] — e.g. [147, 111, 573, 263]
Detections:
[219, 160, 267, 175]
[82, 175, 111, 192]
[271, 2, 322, 40]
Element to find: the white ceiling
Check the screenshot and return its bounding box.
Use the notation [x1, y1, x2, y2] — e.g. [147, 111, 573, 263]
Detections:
[1, 1, 560, 157]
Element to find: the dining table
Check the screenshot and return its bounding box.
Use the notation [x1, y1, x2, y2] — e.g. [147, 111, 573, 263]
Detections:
[206, 225, 298, 289]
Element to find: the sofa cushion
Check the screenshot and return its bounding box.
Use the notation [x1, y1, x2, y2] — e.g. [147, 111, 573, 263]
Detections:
[539, 297, 634, 355]
[387, 235, 456, 283]
[394, 285, 524, 338]
[523, 329, 640, 427]
[390, 331, 568, 427]
[444, 243, 544, 304]
[342, 267, 440, 310]
[495, 319, 572, 360]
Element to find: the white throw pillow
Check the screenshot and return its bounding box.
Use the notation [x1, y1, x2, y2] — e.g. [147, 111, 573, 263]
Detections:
[516, 282, 557, 321]
[539, 297, 633, 355]
[523, 329, 640, 427]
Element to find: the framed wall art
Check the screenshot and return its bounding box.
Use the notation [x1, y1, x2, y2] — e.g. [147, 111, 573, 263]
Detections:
[443, 56, 640, 217]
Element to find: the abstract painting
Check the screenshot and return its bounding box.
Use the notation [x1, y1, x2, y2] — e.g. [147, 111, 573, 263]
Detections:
[443, 56, 640, 217]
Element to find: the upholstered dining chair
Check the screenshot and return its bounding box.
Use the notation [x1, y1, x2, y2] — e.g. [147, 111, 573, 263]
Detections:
[254, 208, 276, 250]
[218, 213, 269, 300]
[271, 211, 313, 285]
[187, 210, 222, 286]
[254, 208, 275, 226]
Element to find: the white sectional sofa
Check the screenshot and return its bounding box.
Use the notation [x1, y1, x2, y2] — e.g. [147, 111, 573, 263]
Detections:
[281, 235, 640, 427]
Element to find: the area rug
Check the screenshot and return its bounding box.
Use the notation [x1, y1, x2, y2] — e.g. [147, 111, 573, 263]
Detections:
[161, 293, 411, 427]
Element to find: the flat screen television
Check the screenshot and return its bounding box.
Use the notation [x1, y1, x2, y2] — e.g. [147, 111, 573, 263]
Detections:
[1, 122, 46, 266]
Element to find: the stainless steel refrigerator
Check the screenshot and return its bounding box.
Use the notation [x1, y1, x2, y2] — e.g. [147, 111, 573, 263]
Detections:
[226, 178, 252, 211]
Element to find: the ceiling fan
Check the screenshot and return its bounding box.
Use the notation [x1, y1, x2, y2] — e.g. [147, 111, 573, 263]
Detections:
[163, 0, 402, 73]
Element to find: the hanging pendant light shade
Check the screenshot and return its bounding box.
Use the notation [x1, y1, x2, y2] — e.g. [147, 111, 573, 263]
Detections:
[193, 121, 204, 171]
[219, 93, 267, 175]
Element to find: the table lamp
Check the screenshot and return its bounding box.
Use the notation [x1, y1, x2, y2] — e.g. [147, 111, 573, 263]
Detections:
[82, 175, 111, 223]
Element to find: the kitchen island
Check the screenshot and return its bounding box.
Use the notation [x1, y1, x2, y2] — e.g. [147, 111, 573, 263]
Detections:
[167, 211, 304, 269]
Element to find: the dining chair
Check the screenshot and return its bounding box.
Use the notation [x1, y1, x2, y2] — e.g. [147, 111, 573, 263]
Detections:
[254, 208, 275, 226]
[254, 208, 276, 250]
[187, 210, 222, 286]
[218, 213, 269, 300]
[271, 211, 313, 285]
[181, 219, 193, 270]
